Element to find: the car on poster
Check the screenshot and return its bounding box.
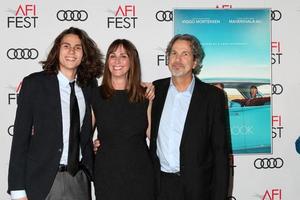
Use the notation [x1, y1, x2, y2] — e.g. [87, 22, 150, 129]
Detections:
[203, 77, 271, 154]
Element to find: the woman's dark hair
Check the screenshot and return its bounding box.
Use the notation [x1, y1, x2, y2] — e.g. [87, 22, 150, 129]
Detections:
[40, 27, 104, 86]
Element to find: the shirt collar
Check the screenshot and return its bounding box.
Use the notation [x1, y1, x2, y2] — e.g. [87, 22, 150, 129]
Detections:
[170, 75, 195, 94]
[57, 71, 76, 88]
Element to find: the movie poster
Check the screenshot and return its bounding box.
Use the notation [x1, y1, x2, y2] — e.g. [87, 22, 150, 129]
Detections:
[174, 9, 271, 154]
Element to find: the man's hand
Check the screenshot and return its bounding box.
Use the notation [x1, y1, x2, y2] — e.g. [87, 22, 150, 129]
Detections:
[93, 139, 100, 154]
[141, 82, 155, 101]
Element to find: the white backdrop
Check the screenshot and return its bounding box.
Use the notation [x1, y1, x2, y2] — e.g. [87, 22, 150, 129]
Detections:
[1, 1, 300, 199]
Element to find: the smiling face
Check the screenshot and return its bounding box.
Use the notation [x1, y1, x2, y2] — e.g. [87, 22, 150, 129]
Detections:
[58, 34, 83, 75]
[108, 45, 130, 81]
[168, 39, 197, 80]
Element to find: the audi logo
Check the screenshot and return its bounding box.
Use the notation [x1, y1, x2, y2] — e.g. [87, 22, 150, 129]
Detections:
[8, 125, 14, 136]
[7, 48, 39, 60]
[271, 10, 282, 21]
[272, 84, 283, 95]
[56, 10, 88, 21]
[254, 157, 284, 169]
[155, 10, 173, 22]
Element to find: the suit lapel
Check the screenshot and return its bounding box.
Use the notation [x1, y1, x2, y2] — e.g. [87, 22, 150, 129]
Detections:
[180, 78, 206, 149]
[81, 79, 97, 125]
[45, 73, 63, 140]
[153, 79, 170, 140]
[81, 86, 90, 127]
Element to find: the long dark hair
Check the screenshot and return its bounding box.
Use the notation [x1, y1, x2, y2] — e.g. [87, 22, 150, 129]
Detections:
[40, 27, 104, 87]
[101, 39, 145, 102]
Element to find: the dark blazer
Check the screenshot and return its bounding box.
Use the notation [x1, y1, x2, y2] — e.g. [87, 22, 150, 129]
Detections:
[150, 77, 229, 200]
[7, 71, 96, 200]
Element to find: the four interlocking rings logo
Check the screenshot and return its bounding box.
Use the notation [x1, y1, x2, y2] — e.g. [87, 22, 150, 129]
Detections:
[254, 157, 284, 169]
[57, 10, 88, 21]
[155, 10, 173, 22]
[271, 10, 282, 21]
[7, 125, 14, 136]
[7, 48, 39, 60]
[272, 84, 283, 95]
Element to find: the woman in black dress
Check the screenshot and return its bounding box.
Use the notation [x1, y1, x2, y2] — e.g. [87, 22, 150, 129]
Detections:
[91, 39, 154, 200]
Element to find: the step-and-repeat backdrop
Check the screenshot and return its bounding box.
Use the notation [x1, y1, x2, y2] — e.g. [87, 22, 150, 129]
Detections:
[1, 1, 299, 199]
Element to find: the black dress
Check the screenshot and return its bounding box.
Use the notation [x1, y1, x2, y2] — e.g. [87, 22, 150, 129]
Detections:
[91, 86, 155, 200]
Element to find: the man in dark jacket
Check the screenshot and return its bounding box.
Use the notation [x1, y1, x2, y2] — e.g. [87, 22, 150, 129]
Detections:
[8, 27, 104, 200]
[150, 34, 230, 200]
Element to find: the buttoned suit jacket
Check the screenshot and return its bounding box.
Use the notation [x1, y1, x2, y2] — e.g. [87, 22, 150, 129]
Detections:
[150, 77, 229, 200]
[8, 71, 96, 200]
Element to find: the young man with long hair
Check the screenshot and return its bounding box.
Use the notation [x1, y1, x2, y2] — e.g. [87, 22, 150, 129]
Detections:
[8, 27, 104, 200]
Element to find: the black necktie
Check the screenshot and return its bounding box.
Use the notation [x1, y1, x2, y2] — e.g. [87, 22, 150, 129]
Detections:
[68, 81, 80, 176]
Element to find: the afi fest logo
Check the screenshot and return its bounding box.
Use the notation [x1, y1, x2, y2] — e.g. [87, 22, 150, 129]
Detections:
[7, 4, 38, 28]
[262, 189, 282, 200]
[107, 5, 137, 29]
[8, 81, 22, 105]
[156, 47, 168, 67]
[272, 41, 282, 65]
[272, 115, 284, 139]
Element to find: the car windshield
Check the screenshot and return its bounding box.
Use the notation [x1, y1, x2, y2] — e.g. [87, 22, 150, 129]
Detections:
[223, 84, 270, 100]
[257, 84, 271, 97]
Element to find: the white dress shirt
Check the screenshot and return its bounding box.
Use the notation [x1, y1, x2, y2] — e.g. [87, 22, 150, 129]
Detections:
[58, 71, 85, 165]
[156, 76, 195, 173]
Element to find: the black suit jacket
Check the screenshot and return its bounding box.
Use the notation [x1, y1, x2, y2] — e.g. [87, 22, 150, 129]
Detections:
[150, 77, 229, 200]
[7, 71, 96, 200]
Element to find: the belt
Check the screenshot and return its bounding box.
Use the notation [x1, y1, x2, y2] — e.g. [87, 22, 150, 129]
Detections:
[160, 171, 181, 176]
[58, 164, 84, 172]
